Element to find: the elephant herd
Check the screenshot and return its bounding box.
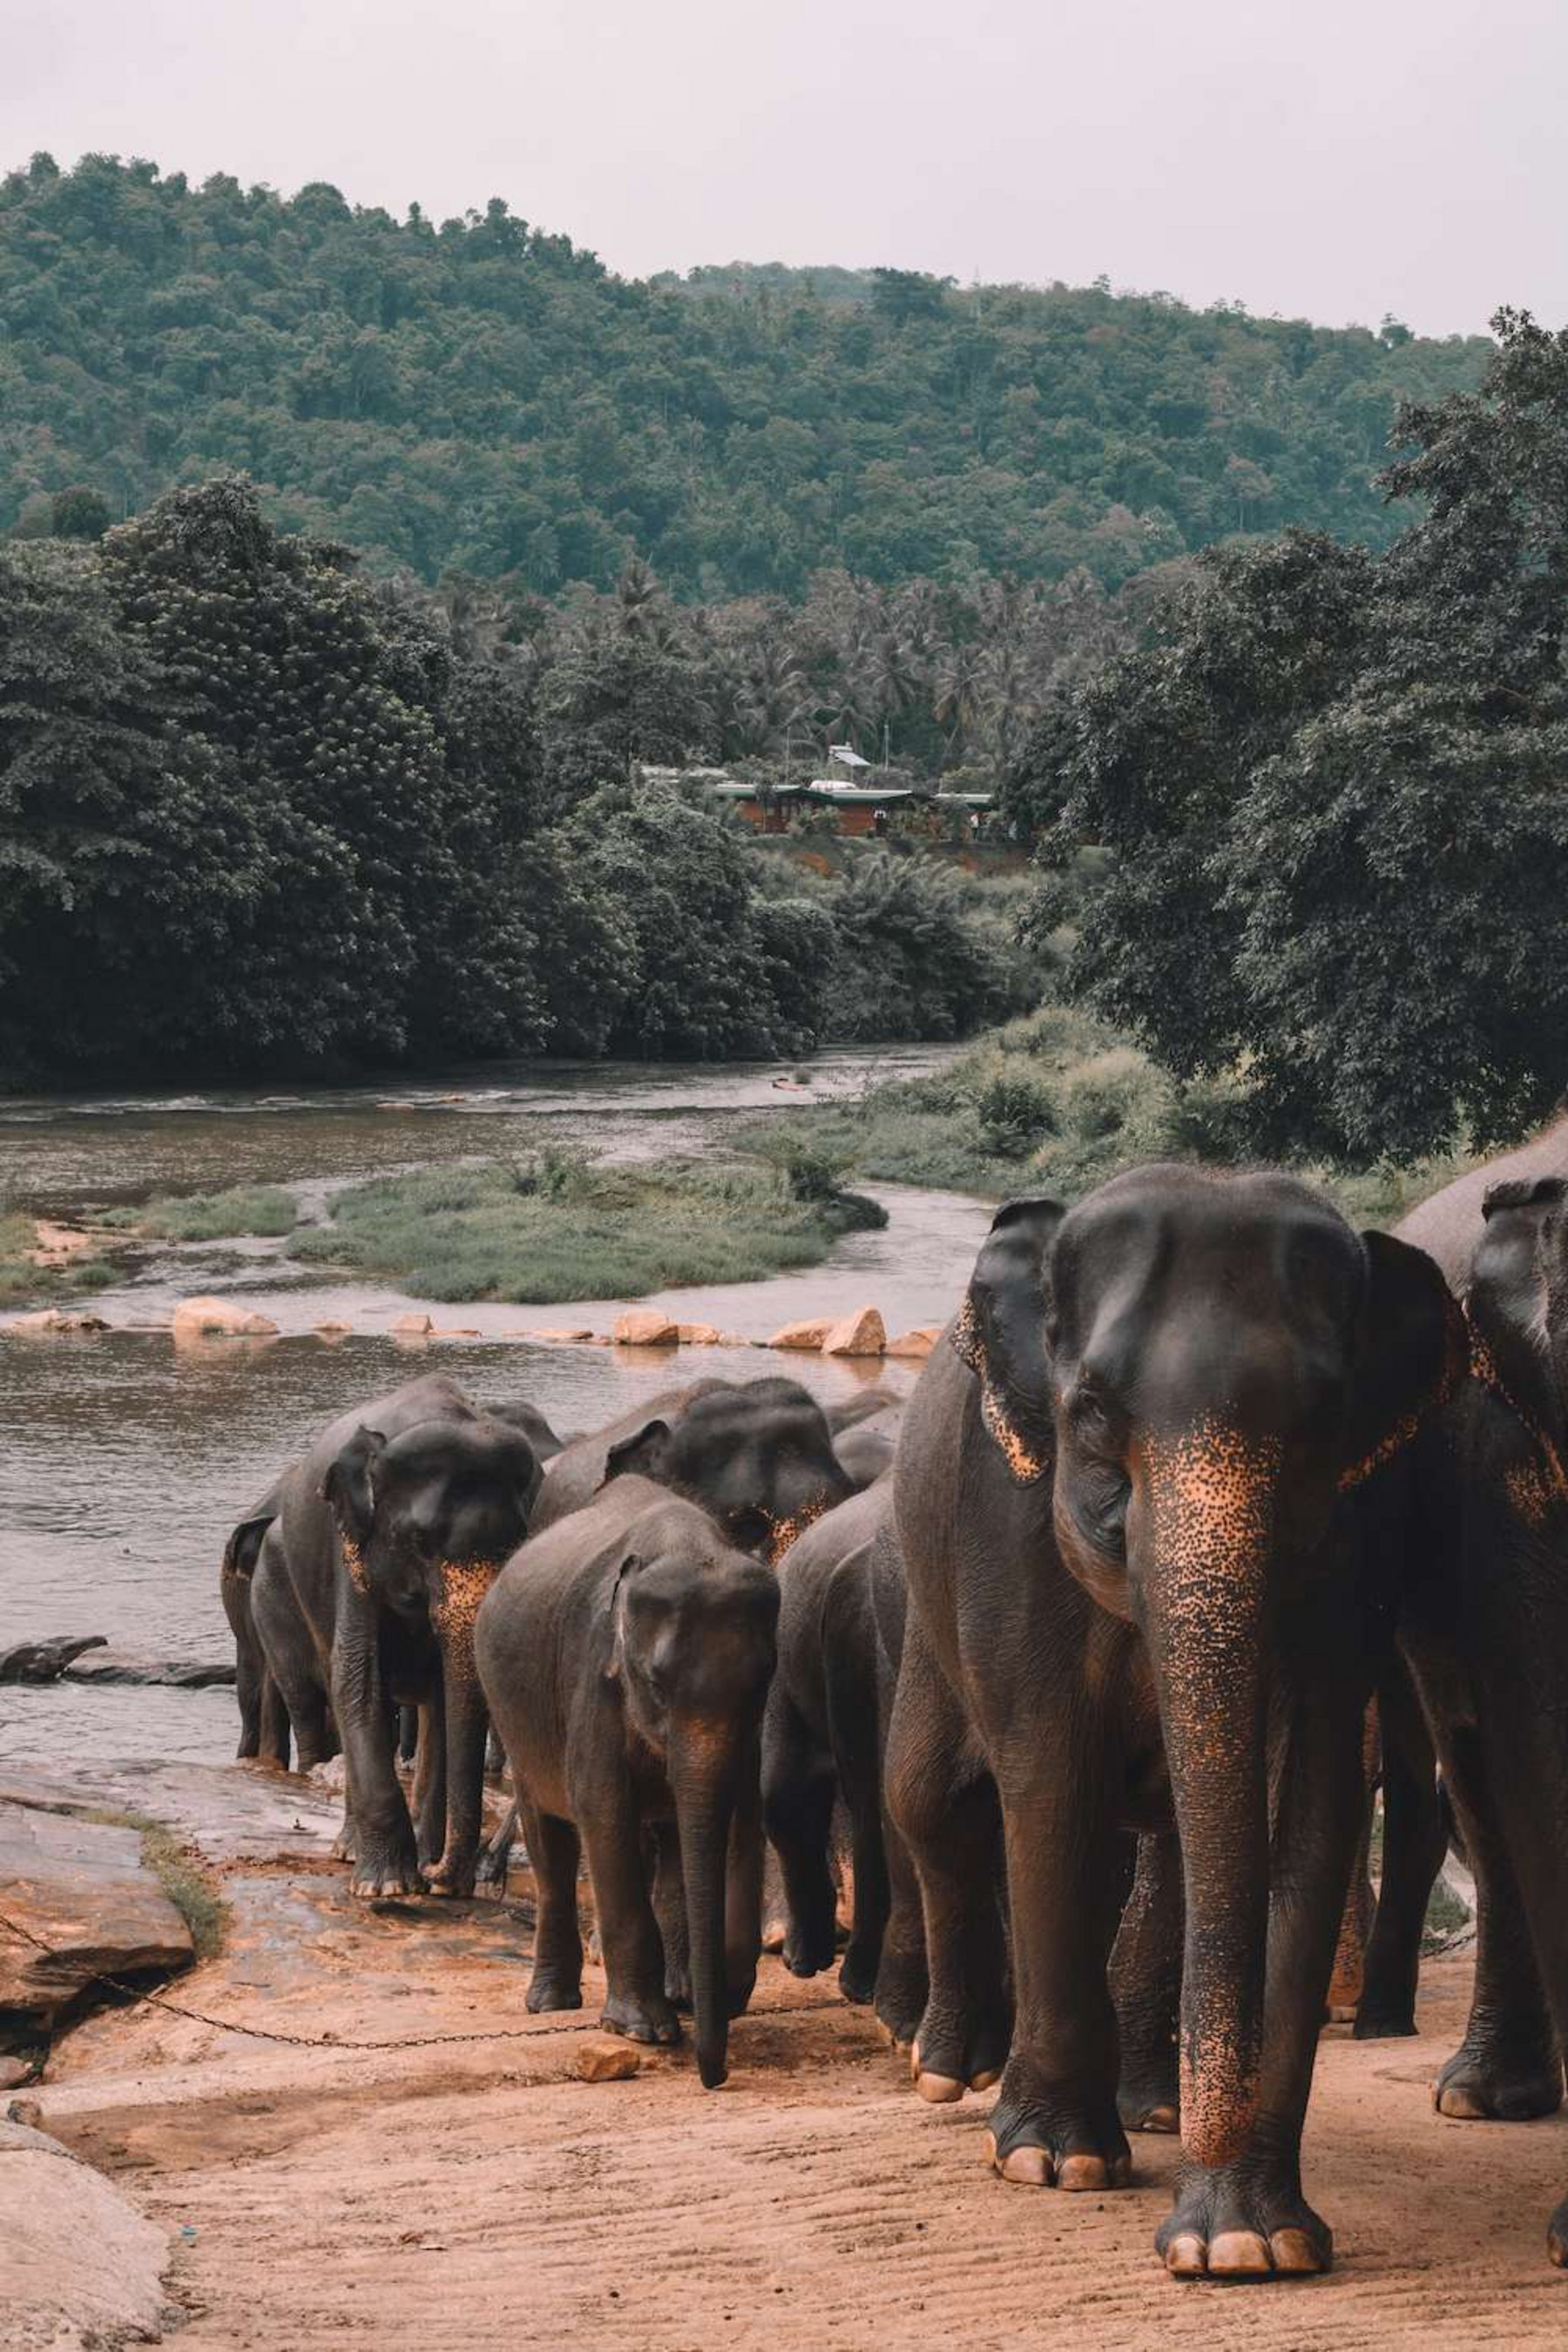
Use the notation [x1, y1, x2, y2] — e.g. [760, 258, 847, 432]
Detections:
[219, 1143, 1568, 2288]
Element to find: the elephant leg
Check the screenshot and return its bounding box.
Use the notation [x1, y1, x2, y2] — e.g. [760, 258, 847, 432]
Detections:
[1434, 1725, 1561, 2121]
[476, 1798, 520, 1896]
[233, 1634, 263, 1760]
[760, 1692, 837, 1981]
[873, 1808, 929, 2049]
[984, 1740, 1131, 2191]
[411, 1693, 447, 1870]
[725, 1772, 766, 2019]
[884, 1621, 1009, 2100]
[524, 1806, 585, 2013]
[257, 1667, 293, 1770]
[824, 1597, 890, 2006]
[652, 1821, 692, 2009]
[1158, 1667, 1363, 2281]
[1328, 1699, 1379, 2021]
[1356, 1680, 1447, 2038]
[333, 1610, 419, 1898]
[1111, 1832, 1182, 2133]
[583, 1795, 680, 2048]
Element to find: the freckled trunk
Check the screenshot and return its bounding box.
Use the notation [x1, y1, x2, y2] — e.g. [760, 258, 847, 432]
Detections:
[430, 1563, 500, 1896]
[672, 1738, 742, 2090]
[1140, 1455, 1274, 2171]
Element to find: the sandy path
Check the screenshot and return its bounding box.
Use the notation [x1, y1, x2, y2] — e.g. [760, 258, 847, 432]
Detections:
[35, 1929, 1568, 2351]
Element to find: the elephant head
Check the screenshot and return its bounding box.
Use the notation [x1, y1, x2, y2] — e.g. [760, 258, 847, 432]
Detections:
[324, 1410, 541, 1893]
[609, 1500, 781, 2086]
[955, 1166, 1462, 2169]
[603, 1377, 855, 1563]
[1467, 1178, 1568, 1465]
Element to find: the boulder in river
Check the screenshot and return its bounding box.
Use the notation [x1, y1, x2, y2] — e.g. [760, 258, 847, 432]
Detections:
[821, 1306, 886, 1358]
[675, 1322, 724, 1346]
[0, 1793, 194, 2031]
[612, 1310, 679, 1347]
[6, 1308, 110, 1335]
[0, 1635, 107, 1686]
[171, 1295, 279, 1342]
[767, 1317, 833, 1351]
[885, 1326, 939, 1360]
[61, 1647, 236, 1689]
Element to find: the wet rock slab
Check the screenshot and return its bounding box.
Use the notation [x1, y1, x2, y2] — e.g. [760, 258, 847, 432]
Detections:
[0, 1760, 341, 1870]
[0, 1792, 193, 2031]
[0, 1635, 108, 1686]
[0, 2114, 172, 2349]
[61, 1646, 236, 1689]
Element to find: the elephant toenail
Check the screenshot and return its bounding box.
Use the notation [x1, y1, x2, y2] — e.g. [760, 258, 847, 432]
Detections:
[1164, 2232, 1207, 2276]
[1268, 2228, 1325, 2274]
[1436, 2085, 1488, 2119]
[1057, 2154, 1107, 2192]
[1206, 2229, 1273, 2276]
[968, 2067, 1001, 2092]
[998, 2146, 1052, 2186]
[915, 2071, 964, 2104]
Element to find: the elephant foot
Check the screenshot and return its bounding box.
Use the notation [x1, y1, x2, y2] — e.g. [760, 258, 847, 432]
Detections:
[1352, 2004, 1419, 2039]
[1549, 2194, 1568, 2268]
[526, 1966, 584, 2014]
[872, 1944, 928, 2052]
[603, 1988, 682, 2047]
[350, 1854, 422, 1899]
[986, 2065, 1132, 2188]
[837, 1940, 880, 2006]
[1158, 2159, 1330, 2280]
[422, 1853, 476, 1899]
[331, 1827, 357, 1865]
[726, 1965, 758, 2021]
[1117, 2066, 1180, 2135]
[664, 1967, 693, 2014]
[782, 1921, 837, 1981]
[909, 1997, 1010, 2104]
[1436, 2038, 1564, 2121]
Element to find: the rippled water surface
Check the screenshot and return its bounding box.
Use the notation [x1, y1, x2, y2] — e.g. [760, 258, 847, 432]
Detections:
[1, 1048, 988, 1766]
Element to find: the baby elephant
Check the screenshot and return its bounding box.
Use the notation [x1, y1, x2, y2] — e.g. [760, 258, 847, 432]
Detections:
[476, 1477, 780, 2088]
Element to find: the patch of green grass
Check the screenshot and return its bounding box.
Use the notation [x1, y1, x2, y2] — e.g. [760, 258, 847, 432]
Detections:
[0, 1206, 118, 1307]
[93, 1183, 299, 1241]
[739, 1002, 1486, 1227]
[287, 1151, 884, 1304]
[80, 1806, 229, 1962]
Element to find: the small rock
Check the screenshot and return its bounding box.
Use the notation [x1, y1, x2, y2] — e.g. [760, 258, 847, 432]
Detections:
[676, 1322, 724, 1346]
[7, 2099, 43, 2130]
[821, 1306, 886, 1358]
[529, 1328, 596, 1343]
[767, 1317, 833, 1352]
[571, 2037, 642, 2083]
[7, 1308, 109, 1336]
[171, 1295, 279, 1342]
[431, 1328, 481, 1339]
[314, 1320, 352, 1339]
[0, 2056, 31, 2091]
[392, 1312, 434, 1336]
[885, 1326, 939, 1360]
[612, 1310, 679, 1348]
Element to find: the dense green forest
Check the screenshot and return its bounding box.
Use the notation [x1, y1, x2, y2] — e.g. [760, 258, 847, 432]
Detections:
[0, 476, 1029, 1079]
[1008, 309, 1568, 1165]
[0, 152, 1490, 600]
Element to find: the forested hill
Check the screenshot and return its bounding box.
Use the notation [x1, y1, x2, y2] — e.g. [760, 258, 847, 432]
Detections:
[1, 152, 1490, 598]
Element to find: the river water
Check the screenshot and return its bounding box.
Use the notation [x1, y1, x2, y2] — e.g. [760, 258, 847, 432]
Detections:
[0, 1048, 990, 1767]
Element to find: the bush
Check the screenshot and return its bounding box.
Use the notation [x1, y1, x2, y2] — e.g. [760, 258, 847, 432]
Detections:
[975, 1070, 1057, 1157]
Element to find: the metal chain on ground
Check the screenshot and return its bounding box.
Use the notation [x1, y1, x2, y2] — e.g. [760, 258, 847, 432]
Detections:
[0, 1905, 851, 2054]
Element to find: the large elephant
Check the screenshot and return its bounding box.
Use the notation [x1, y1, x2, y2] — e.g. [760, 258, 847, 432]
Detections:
[531, 1376, 854, 1560]
[1399, 1176, 1568, 2263]
[476, 1476, 779, 2088]
[260, 1374, 542, 1897]
[887, 1166, 1460, 2281]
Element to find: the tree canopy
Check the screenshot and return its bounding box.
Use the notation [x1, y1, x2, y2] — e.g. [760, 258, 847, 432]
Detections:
[1, 152, 1488, 601]
[1014, 310, 1568, 1165]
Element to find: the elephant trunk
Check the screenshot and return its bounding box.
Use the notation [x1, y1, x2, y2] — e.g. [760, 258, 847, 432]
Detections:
[430, 1558, 502, 1896]
[672, 1729, 743, 2090]
[1139, 1421, 1277, 2169]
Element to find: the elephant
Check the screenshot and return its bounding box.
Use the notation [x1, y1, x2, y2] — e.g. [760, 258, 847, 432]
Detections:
[886, 1166, 1461, 2281]
[249, 1521, 339, 1772]
[1397, 1175, 1568, 2264]
[761, 1479, 905, 2003]
[834, 1423, 896, 1491]
[255, 1374, 542, 1897]
[531, 1376, 854, 1561]
[476, 1476, 780, 2088]
[220, 1483, 290, 1764]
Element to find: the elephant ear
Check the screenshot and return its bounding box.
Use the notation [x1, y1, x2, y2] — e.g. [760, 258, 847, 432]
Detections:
[604, 1419, 673, 1487]
[1466, 1179, 1568, 1432]
[605, 1548, 645, 1680]
[950, 1196, 1066, 1486]
[1338, 1233, 1468, 1492]
[323, 1425, 387, 1544]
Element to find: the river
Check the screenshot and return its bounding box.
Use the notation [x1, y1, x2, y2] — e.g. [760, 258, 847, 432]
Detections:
[0, 1048, 990, 1767]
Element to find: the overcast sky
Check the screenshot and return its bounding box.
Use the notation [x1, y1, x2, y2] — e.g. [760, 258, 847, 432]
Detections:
[6, 0, 1563, 338]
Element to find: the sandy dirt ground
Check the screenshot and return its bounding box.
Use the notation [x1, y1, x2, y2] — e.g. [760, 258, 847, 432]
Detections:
[20, 1764, 1568, 2352]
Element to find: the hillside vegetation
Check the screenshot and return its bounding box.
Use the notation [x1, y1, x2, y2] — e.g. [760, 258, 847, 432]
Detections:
[1, 154, 1489, 598]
